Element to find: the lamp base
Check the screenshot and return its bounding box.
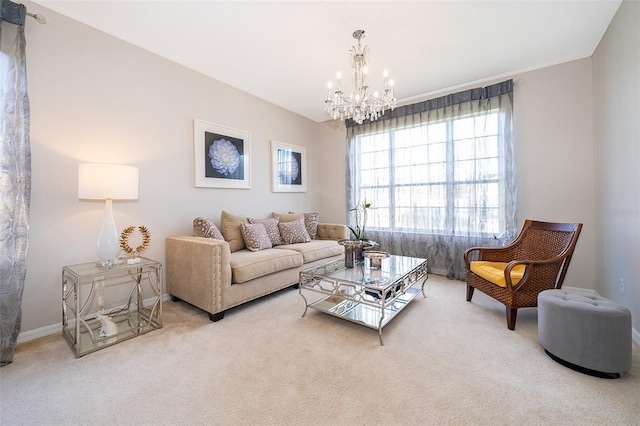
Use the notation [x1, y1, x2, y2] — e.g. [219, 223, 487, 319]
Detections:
[96, 199, 122, 266]
[95, 258, 123, 270]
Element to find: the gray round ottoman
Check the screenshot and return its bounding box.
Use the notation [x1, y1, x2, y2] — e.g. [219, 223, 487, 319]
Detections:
[538, 289, 632, 378]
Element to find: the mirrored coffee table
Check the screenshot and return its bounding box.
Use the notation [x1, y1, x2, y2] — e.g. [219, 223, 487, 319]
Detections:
[298, 255, 428, 345]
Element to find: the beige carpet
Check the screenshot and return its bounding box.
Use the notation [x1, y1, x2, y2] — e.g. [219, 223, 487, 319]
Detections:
[1, 275, 639, 425]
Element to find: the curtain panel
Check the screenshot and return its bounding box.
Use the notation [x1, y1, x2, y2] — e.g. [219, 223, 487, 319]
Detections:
[346, 80, 515, 280]
[0, 22, 31, 365]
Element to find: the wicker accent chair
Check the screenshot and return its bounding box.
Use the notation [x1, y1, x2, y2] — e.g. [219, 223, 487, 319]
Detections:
[464, 220, 582, 330]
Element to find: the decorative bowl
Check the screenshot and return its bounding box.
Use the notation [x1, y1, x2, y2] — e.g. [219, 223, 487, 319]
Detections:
[363, 250, 390, 269]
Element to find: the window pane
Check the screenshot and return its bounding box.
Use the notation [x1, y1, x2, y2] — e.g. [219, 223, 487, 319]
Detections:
[362, 187, 389, 228]
[427, 163, 446, 183]
[360, 134, 388, 153]
[428, 122, 447, 143]
[453, 117, 475, 140]
[455, 183, 500, 208]
[361, 151, 389, 169]
[476, 158, 499, 180]
[454, 138, 475, 161]
[395, 165, 430, 184]
[352, 109, 506, 237]
[453, 160, 475, 182]
[476, 136, 498, 158]
[361, 168, 389, 186]
[428, 142, 446, 162]
[395, 128, 422, 148]
[395, 145, 429, 166]
[475, 112, 498, 136]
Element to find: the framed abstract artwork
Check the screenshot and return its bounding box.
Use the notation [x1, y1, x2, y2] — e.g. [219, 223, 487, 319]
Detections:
[271, 141, 307, 192]
[194, 120, 251, 189]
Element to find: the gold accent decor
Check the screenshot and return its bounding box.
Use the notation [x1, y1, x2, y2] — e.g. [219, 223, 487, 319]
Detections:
[120, 225, 151, 256]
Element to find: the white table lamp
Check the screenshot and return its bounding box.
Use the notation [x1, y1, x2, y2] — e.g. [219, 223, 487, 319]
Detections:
[78, 163, 139, 268]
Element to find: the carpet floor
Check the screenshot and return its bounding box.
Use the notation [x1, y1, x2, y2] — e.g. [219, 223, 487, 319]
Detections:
[1, 275, 639, 425]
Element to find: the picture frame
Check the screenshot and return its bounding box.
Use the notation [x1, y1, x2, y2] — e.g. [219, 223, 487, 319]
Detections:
[194, 119, 251, 189]
[271, 141, 307, 192]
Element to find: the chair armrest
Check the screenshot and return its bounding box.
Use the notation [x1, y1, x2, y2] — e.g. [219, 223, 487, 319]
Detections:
[463, 247, 481, 269]
[503, 255, 570, 290]
[464, 245, 520, 267]
[464, 245, 517, 269]
[316, 223, 349, 240]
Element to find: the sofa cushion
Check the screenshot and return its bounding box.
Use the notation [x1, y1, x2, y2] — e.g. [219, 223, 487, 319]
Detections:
[272, 212, 303, 223]
[240, 223, 272, 252]
[248, 217, 282, 246]
[220, 210, 248, 252]
[289, 211, 319, 239]
[229, 248, 303, 284]
[273, 239, 343, 263]
[279, 218, 311, 244]
[193, 217, 224, 240]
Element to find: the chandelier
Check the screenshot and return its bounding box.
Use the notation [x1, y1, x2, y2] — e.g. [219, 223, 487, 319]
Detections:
[324, 30, 396, 124]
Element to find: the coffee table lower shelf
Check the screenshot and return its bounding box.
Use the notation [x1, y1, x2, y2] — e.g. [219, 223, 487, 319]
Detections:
[305, 287, 421, 344]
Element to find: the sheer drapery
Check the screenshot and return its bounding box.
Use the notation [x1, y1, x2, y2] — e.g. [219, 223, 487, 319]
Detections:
[0, 21, 31, 365]
[346, 80, 515, 280]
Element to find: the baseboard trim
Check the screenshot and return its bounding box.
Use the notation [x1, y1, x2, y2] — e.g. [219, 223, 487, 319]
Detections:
[561, 286, 598, 296]
[17, 323, 61, 344]
[17, 293, 172, 345]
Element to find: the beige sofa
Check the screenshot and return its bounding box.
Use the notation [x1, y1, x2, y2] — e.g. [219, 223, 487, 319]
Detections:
[166, 223, 348, 321]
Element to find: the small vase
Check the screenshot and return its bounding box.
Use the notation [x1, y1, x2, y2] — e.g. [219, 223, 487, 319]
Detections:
[344, 245, 355, 268]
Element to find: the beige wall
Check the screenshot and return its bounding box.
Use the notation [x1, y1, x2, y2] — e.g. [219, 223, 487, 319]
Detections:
[18, 1, 635, 339]
[593, 0, 640, 331]
[513, 59, 596, 292]
[317, 58, 597, 293]
[21, 3, 325, 335]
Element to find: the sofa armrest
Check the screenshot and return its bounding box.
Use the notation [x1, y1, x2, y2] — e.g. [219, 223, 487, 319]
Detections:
[316, 223, 349, 240]
[166, 236, 232, 315]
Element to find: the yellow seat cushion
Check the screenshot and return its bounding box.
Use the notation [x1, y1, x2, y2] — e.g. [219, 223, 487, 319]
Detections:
[470, 261, 526, 288]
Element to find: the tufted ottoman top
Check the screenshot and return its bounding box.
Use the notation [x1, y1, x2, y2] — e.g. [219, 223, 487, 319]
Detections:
[539, 289, 631, 316]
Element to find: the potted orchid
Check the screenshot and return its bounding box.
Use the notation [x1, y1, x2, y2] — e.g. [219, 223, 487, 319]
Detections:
[348, 199, 371, 241]
[339, 200, 376, 267]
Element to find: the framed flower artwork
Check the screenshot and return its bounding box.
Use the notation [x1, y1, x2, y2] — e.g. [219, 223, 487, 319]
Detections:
[271, 141, 307, 192]
[194, 120, 251, 188]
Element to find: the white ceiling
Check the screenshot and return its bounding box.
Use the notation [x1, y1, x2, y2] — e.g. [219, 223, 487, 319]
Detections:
[32, 0, 621, 122]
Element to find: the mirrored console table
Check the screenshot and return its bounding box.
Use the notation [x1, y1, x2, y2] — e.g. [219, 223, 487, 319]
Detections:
[62, 257, 162, 358]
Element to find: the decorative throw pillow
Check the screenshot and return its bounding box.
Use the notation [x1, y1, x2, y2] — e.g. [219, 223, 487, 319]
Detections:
[220, 210, 248, 252]
[289, 211, 319, 239]
[248, 217, 282, 246]
[193, 217, 224, 240]
[271, 212, 303, 223]
[240, 223, 272, 252]
[278, 218, 311, 244]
